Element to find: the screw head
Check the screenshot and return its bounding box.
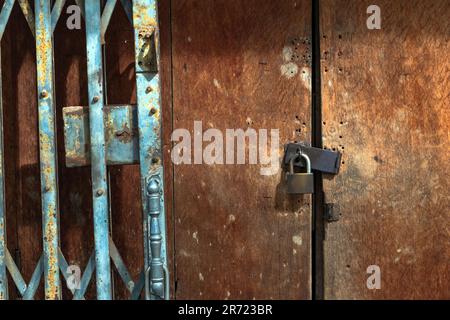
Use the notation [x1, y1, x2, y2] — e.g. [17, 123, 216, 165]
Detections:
[92, 96, 99, 103]
[40, 90, 48, 99]
[96, 189, 104, 197]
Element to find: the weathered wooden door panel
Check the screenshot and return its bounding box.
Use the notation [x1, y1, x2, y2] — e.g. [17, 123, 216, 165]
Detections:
[172, 0, 312, 299]
[320, 0, 450, 299]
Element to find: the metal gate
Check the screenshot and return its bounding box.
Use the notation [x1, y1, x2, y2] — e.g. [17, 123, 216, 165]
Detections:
[0, 0, 168, 300]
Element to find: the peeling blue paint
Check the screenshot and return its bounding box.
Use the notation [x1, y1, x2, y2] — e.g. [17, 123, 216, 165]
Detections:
[133, 0, 169, 300]
[85, 0, 112, 300]
[34, 0, 61, 300]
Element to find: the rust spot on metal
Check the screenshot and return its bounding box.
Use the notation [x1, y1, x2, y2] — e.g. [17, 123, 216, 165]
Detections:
[115, 123, 135, 144]
[44, 207, 59, 300]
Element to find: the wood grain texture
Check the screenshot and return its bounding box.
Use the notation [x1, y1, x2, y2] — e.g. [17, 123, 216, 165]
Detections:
[320, 0, 450, 299]
[172, 0, 312, 299]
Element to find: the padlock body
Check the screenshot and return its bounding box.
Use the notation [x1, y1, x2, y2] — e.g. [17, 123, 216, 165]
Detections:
[286, 173, 314, 194]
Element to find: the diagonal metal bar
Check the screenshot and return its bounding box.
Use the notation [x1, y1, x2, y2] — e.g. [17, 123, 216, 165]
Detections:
[119, 0, 132, 24]
[60, 243, 146, 300]
[73, 251, 95, 300]
[57, 249, 76, 295]
[101, 0, 117, 44]
[5, 249, 27, 296]
[35, 0, 61, 300]
[18, 0, 35, 37]
[74, 0, 85, 18]
[0, 0, 14, 40]
[85, 0, 112, 300]
[51, 0, 67, 33]
[22, 255, 44, 300]
[130, 270, 145, 300]
[109, 237, 134, 293]
[6, 250, 45, 300]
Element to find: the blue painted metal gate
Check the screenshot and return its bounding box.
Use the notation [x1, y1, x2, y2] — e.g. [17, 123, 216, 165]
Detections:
[0, 0, 168, 300]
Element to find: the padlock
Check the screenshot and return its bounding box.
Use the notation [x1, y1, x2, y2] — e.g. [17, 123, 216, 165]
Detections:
[286, 152, 314, 194]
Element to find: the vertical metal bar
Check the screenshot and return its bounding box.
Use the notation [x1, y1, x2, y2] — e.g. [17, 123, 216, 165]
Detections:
[0, 0, 15, 302]
[132, 0, 169, 300]
[84, 0, 112, 300]
[34, 0, 61, 300]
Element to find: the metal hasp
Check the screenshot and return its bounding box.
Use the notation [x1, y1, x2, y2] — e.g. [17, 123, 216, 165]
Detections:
[283, 143, 342, 174]
[85, 1, 112, 299]
[283, 143, 341, 195]
[132, 0, 169, 300]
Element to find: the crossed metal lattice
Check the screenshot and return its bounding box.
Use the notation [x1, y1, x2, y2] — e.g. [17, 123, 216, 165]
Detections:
[0, 0, 167, 300]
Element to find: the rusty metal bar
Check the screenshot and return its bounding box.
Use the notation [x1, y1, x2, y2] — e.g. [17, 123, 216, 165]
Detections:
[132, 0, 169, 300]
[34, 0, 61, 300]
[85, 0, 112, 300]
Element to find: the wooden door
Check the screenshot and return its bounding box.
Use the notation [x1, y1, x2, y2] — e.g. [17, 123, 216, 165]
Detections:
[320, 0, 449, 299]
[171, 0, 313, 299]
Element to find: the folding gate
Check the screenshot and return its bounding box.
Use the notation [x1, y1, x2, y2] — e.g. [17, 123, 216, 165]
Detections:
[0, 0, 168, 300]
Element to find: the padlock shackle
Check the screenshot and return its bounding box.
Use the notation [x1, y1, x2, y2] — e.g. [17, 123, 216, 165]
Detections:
[289, 152, 312, 174]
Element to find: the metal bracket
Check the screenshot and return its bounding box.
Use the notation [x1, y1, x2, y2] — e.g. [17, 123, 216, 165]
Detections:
[137, 26, 158, 73]
[283, 143, 342, 174]
[63, 105, 139, 167]
[324, 203, 341, 222]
